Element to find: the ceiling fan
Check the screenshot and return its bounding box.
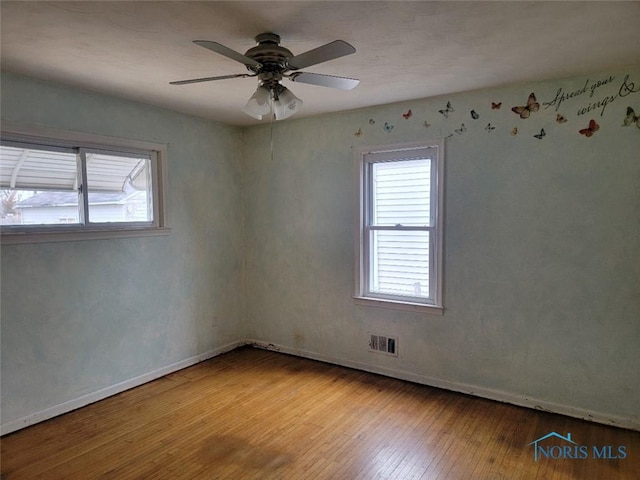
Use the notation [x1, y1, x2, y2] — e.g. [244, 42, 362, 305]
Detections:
[171, 33, 359, 120]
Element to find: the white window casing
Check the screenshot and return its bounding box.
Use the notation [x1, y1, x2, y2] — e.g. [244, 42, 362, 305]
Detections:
[1, 123, 170, 244]
[354, 140, 444, 314]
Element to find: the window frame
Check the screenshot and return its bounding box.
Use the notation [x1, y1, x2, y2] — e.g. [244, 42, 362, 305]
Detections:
[354, 140, 444, 314]
[1, 123, 170, 244]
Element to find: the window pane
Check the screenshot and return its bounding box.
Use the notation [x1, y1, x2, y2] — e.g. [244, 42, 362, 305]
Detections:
[0, 145, 78, 191]
[369, 229, 430, 298]
[1, 189, 79, 226]
[371, 159, 431, 227]
[0, 145, 80, 225]
[85, 153, 152, 223]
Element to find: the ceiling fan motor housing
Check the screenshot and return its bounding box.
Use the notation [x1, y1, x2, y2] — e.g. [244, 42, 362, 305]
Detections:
[244, 33, 293, 82]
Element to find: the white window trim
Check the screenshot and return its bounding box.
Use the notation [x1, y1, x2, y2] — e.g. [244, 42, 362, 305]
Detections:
[354, 140, 445, 315]
[1, 123, 170, 244]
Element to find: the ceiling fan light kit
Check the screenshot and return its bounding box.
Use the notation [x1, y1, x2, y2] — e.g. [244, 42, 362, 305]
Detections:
[171, 33, 358, 121]
[242, 84, 303, 120]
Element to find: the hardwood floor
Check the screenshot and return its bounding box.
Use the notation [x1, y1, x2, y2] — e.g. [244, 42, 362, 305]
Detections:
[2, 347, 638, 479]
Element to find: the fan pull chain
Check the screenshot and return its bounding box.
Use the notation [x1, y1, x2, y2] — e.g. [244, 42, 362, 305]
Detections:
[270, 99, 275, 163]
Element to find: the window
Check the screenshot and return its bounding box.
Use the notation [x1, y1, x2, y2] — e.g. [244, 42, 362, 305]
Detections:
[355, 141, 444, 313]
[1, 125, 168, 243]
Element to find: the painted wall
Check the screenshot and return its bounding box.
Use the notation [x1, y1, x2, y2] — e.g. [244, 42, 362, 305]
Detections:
[2, 66, 639, 433]
[243, 67, 640, 427]
[0, 73, 246, 429]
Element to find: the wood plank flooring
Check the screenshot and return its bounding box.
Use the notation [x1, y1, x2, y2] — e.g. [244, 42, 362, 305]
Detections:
[2, 347, 639, 479]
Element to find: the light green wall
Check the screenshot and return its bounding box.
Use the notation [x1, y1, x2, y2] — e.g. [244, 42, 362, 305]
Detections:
[1, 73, 246, 426]
[2, 67, 639, 431]
[243, 67, 640, 425]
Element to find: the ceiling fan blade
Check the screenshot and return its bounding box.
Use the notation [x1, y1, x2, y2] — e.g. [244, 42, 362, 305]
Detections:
[289, 72, 359, 90]
[193, 40, 261, 68]
[170, 73, 252, 85]
[287, 40, 356, 70]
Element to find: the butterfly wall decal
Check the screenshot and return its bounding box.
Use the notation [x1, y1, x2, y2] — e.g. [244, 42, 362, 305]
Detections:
[384, 122, 394, 132]
[512, 93, 540, 119]
[491, 102, 502, 110]
[511, 127, 518, 136]
[402, 109, 413, 119]
[485, 123, 495, 132]
[354, 128, 363, 137]
[455, 123, 467, 135]
[622, 106, 640, 128]
[470, 110, 479, 120]
[424, 121, 431, 128]
[534, 128, 546, 140]
[579, 119, 599, 137]
[439, 101, 454, 118]
[369, 118, 376, 125]
[556, 114, 567, 124]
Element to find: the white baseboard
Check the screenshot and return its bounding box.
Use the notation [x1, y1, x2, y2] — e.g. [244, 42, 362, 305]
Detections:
[4, 338, 638, 435]
[246, 339, 640, 432]
[0, 340, 244, 436]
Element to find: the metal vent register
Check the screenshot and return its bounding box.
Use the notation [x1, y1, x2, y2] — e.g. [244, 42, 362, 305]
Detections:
[369, 334, 398, 356]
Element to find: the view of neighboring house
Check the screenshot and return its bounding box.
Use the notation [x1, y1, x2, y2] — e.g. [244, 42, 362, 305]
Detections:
[12, 189, 149, 225]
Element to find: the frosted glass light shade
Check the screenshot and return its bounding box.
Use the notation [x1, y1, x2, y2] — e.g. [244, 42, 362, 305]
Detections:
[242, 86, 272, 120]
[272, 87, 303, 120]
[242, 85, 303, 121]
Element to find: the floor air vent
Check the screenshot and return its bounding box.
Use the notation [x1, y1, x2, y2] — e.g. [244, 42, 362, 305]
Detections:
[369, 333, 398, 356]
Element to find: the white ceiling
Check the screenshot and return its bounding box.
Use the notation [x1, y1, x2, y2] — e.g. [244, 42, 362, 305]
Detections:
[2, 1, 639, 126]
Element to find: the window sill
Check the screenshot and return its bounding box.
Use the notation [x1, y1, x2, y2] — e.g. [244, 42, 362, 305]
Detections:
[1, 226, 172, 245]
[353, 296, 444, 315]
